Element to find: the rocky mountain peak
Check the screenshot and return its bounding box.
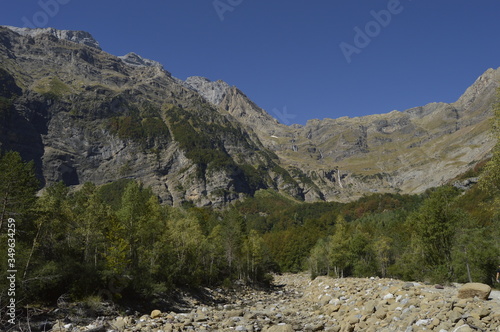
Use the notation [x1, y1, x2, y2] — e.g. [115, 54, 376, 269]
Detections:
[455, 67, 500, 111]
[2, 25, 101, 50]
[118, 52, 164, 69]
[184, 76, 231, 105]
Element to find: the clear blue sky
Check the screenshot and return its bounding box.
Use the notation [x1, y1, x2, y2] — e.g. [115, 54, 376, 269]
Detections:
[1, 0, 500, 125]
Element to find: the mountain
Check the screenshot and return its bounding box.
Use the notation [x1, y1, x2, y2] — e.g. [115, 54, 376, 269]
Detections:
[0, 26, 498, 205]
[178, 63, 500, 202]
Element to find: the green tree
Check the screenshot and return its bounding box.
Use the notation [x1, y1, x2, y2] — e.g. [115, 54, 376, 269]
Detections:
[167, 212, 205, 286]
[328, 215, 352, 278]
[0, 151, 38, 232]
[136, 195, 168, 277]
[349, 226, 376, 277]
[373, 235, 393, 278]
[220, 210, 244, 276]
[71, 183, 108, 266]
[407, 186, 463, 282]
[308, 237, 331, 278]
[202, 224, 226, 284]
[242, 229, 265, 283]
[23, 182, 74, 300]
[116, 181, 151, 269]
[479, 90, 500, 218]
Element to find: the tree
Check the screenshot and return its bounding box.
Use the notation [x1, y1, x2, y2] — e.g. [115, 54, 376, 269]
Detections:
[220, 210, 244, 276]
[242, 229, 265, 283]
[349, 226, 376, 277]
[116, 181, 151, 269]
[202, 224, 226, 284]
[0, 151, 38, 232]
[166, 211, 205, 286]
[71, 183, 108, 266]
[407, 186, 463, 282]
[308, 237, 331, 278]
[373, 235, 392, 278]
[479, 89, 500, 217]
[22, 182, 73, 300]
[328, 215, 352, 278]
[136, 195, 168, 278]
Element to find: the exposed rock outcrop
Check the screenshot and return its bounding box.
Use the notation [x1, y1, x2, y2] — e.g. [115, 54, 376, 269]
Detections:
[0, 26, 304, 206]
[2, 26, 101, 49]
[183, 76, 231, 105]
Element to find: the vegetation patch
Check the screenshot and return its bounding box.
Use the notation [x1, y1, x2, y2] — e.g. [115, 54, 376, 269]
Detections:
[33, 76, 73, 100]
[107, 102, 170, 147]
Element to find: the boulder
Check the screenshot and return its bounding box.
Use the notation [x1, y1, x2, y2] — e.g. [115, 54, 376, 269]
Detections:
[110, 316, 128, 330]
[457, 283, 491, 300]
[150, 309, 162, 318]
[264, 324, 295, 332]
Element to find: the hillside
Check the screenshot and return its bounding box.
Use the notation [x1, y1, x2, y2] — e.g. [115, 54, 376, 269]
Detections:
[0, 26, 305, 206]
[191, 69, 500, 202]
[0, 25, 498, 205]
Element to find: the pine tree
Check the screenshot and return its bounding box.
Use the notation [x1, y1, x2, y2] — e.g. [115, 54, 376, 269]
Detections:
[408, 186, 463, 282]
[0, 151, 38, 232]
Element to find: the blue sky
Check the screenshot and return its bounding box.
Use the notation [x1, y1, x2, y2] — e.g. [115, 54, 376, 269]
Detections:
[1, 0, 500, 125]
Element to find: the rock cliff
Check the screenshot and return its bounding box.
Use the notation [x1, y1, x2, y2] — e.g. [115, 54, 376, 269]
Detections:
[0, 26, 305, 206]
[0, 25, 498, 205]
[203, 68, 499, 201]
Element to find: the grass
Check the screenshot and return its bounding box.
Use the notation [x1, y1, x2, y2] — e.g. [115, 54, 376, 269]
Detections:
[33, 76, 73, 99]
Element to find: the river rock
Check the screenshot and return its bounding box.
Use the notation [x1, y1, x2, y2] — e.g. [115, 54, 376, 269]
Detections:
[150, 309, 162, 318]
[47, 274, 500, 332]
[457, 283, 491, 300]
[264, 324, 295, 332]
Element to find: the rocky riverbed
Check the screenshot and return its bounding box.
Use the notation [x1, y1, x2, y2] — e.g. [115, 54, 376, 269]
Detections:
[44, 274, 500, 332]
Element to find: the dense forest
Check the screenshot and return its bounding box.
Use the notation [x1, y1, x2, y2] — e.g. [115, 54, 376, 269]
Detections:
[0, 98, 499, 312]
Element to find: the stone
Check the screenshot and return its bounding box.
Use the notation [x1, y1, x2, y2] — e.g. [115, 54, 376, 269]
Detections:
[150, 310, 162, 319]
[402, 282, 414, 290]
[457, 283, 491, 300]
[348, 314, 360, 325]
[264, 324, 295, 332]
[452, 324, 474, 332]
[111, 316, 128, 330]
[27, 273, 500, 331]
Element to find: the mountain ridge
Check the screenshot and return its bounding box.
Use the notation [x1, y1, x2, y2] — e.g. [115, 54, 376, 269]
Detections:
[0, 25, 497, 204]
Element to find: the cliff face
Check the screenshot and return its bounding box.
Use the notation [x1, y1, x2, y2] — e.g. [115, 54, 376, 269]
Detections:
[0, 26, 498, 205]
[195, 69, 499, 201]
[0, 26, 306, 206]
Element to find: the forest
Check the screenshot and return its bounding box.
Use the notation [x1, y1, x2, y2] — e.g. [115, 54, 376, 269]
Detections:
[0, 99, 499, 311]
